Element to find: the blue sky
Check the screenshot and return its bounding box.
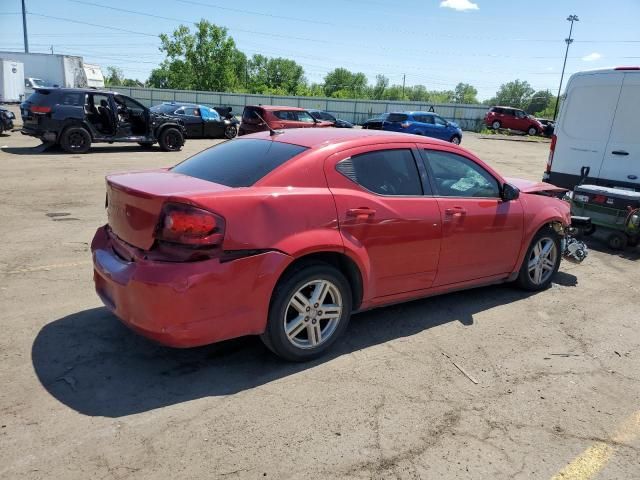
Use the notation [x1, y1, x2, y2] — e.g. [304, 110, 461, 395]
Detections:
[2, 0, 639, 99]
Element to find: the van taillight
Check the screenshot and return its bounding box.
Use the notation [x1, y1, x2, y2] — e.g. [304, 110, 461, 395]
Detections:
[546, 134, 557, 173]
[31, 105, 51, 114]
[155, 203, 224, 246]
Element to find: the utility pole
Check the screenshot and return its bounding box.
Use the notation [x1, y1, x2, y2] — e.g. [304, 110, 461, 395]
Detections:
[401, 73, 406, 98]
[22, 0, 29, 53]
[554, 14, 579, 120]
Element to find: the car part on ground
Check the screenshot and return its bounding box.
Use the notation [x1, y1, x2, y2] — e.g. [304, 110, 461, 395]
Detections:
[20, 88, 186, 153]
[150, 102, 239, 139]
[238, 105, 333, 135]
[381, 111, 462, 144]
[91, 128, 584, 361]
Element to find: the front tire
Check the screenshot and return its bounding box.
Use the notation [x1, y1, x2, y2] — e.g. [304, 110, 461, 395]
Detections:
[158, 127, 184, 152]
[527, 126, 538, 136]
[261, 263, 352, 362]
[450, 135, 461, 145]
[60, 127, 91, 153]
[516, 227, 561, 291]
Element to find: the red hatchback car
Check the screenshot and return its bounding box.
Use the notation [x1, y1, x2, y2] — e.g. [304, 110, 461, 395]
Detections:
[238, 105, 333, 135]
[92, 129, 574, 361]
[485, 106, 544, 136]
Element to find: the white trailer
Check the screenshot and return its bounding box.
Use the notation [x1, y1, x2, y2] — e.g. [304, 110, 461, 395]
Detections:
[83, 63, 105, 88]
[0, 52, 91, 89]
[0, 59, 25, 102]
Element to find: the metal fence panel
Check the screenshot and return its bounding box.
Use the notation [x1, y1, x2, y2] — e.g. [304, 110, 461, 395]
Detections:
[119, 86, 489, 131]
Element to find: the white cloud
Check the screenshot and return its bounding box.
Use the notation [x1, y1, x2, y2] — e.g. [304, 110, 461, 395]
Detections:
[582, 52, 602, 62]
[440, 0, 479, 11]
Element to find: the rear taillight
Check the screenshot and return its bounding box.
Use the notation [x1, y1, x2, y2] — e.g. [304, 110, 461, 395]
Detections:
[546, 134, 557, 173]
[155, 202, 224, 247]
[31, 105, 51, 114]
[401, 122, 410, 128]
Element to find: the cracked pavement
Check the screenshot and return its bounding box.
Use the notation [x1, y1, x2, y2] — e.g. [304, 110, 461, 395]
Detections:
[1, 122, 639, 479]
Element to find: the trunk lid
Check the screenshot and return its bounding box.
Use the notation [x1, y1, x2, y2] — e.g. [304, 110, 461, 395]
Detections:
[106, 170, 231, 250]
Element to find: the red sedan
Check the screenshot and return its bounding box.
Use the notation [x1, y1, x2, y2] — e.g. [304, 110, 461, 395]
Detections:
[92, 129, 573, 361]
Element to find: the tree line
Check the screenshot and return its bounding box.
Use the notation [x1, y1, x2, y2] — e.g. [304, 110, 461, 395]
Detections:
[104, 19, 556, 117]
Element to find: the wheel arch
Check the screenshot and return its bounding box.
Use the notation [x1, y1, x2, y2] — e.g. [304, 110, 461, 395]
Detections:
[272, 250, 365, 312]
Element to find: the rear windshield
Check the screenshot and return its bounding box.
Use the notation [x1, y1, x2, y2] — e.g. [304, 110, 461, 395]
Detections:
[26, 90, 53, 105]
[171, 139, 308, 187]
[387, 113, 408, 122]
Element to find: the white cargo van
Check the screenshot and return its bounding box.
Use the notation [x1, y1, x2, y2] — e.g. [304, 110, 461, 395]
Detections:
[544, 67, 640, 191]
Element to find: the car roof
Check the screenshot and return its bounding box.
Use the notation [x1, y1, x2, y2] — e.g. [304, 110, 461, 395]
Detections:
[492, 106, 520, 110]
[35, 87, 118, 95]
[240, 128, 455, 150]
[247, 105, 307, 111]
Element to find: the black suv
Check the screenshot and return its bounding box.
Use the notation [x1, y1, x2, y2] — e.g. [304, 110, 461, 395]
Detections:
[20, 88, 186, 153]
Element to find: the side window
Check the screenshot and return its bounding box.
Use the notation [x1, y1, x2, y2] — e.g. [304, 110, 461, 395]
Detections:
[424, 150, 500, 198]
[295, 111, 315, 123]
[337, 149, 424, 196]
[183, 107, 198, 116]
[434, 116, 447, 126]
[505, 109, 516, 117]
[59, 92, 83, 106]
[174, 108, 185, 115]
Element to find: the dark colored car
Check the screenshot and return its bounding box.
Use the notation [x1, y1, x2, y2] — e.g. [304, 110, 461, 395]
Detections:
[0, 106, 15, 133]
[382, 111, 463, 144]
[92, 128, 579, 361]
[238, 105, 333, 135]
[485, 106, 543, 136]
[150, 102, 239, 139]
[536, 118, 555, 137]
[361, 113, 388, 130]
[308, 109, 353, 128]
[20, 88, 186, 153]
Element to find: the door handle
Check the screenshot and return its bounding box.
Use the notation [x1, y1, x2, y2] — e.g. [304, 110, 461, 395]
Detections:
[612, 150, 629, 156]
[445, 206, 466, 216]
[346, 207, 375, 217]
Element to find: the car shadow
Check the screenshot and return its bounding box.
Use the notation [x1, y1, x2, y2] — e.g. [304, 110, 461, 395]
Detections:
[32, 282, 568, 417]
[1, 144, 163, 155]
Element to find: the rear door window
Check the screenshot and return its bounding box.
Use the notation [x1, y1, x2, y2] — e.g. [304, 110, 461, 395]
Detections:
[172, 139, 308, 187]
[337, 149, 424, 196]
[242, 107, 263, 123]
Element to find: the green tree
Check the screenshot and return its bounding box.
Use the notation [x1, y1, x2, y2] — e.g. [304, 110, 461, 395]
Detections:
[323, 68, 367, 98]
[104, 66, 142, 87]
[147, 20, 244, 91]
[453, 82, 478, 104]
[372, 74, 389, 100]
[246, 54, 306, 95]
[488, 80, 535, 109]
[527, 89, 553, 115]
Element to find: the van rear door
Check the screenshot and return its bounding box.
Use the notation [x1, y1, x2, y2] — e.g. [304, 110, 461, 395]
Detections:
[598, 72, 640, 187]
[553, 72, 623, 187]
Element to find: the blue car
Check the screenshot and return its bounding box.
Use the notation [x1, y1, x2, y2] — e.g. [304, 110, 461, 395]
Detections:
[382, 111, 462, 144]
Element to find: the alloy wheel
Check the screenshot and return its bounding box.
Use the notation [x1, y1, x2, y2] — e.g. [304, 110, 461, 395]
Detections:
[283, 279, 343, 349]
[69, 132, 86, 150]
[527, 237, 558, 285]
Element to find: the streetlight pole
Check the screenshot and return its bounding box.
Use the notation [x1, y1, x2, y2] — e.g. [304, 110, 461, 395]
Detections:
[553, 14, 579, 120]
[22, 0, 29, 53]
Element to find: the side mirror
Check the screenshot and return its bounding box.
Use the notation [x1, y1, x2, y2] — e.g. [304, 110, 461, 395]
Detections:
[502, 183, 520, 201]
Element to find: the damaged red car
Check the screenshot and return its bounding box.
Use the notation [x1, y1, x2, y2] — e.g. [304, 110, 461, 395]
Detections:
[92, 129, 583, 361]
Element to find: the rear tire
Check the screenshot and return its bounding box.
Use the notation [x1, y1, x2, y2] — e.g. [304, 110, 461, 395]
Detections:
[60, 127, 91, 154]
[492, 121, 501, 130]
[158, 127, 184, 152]
[607, 231, 627, 250]
[516, 227, 561, 291]
[261, 263, 352, 362]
